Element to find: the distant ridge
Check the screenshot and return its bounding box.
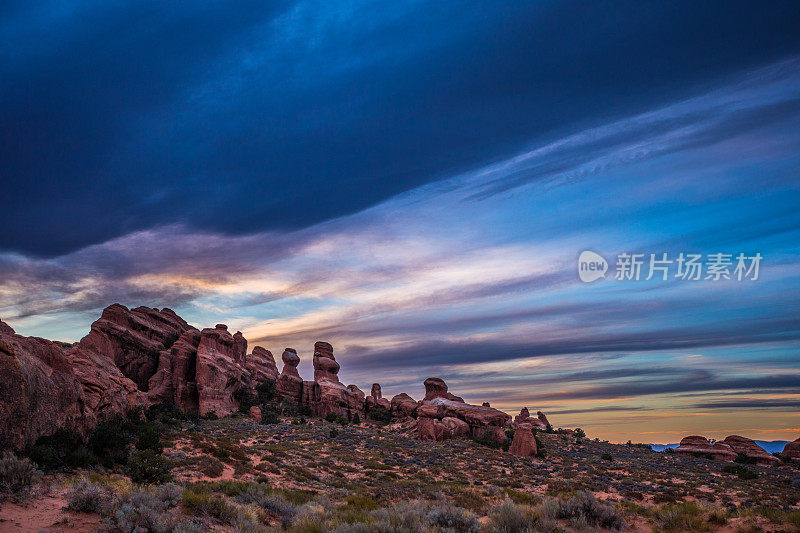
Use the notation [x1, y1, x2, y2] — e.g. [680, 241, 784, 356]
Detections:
[651, 440, 789, 453]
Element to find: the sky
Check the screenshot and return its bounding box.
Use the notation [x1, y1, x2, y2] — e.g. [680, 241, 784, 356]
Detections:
[2, 1, 800, 443]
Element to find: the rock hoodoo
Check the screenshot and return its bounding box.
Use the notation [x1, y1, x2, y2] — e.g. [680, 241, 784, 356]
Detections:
[0, 304, 549, 454]
[508, 423, 537, 457]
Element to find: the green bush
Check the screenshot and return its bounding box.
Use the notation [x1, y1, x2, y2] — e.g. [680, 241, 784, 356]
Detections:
[109, 484, 184, 532]
[128, 450, 172, 484]
[66, 480, 112, 513]
[352, 413, 361, 425]
[325, 413, 348, 426]
[182, 485, 235, 522]
[652, 502, 705, 532]
[28, 429, 94, 471]
[367, 406, 392, 423]
[261, 405, 281, 425]
[0, 451, 39, 493]
[574, 428, 586, 439]
[722, 463, 758, 480]
[601, 452, 614, 461]
[136, 423, 164, 454]
[556, 491, 624, 530]
[256, 380, 277, 404]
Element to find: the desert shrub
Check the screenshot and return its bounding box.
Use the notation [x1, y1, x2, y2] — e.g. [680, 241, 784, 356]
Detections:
[734, 452, 758, 464]
[136, 423, 164, 454]
[196, 455, 225, 478]
[426, 502, 478, 532]
[556, 491, 624, 530]
[600, 452, 614, 461]
[352, 413, 361, 425]
[367, 406, 392, 423]
[234, 483, 297, 527]
[486, 500, 534, 533]
[203, 411, 219, 420]
[706, 506, 728, 526]
[257, 380, 277, 404]
[90, 416, 132, 466]
[0, 451, 39, 493]
[66, 480, 113, 513]
[329, 428, 339, 439]
[325, 413, 349, 426]
[128, 450, 172, 484]
[261, 405, 281, 425]
[788, 510, 800, 527]
[146, 400, 188, 424]
[182, 485, 234, 522]
[107, 484, 184, 533]
[28, 429, 95, 470]
[652, 502, 705, 532]
[235, 387, 258, 414]
[573, 428, 586, 439]
[722, 463, 757, 480]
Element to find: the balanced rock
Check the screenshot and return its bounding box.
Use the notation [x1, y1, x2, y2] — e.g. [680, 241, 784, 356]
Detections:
[277, 348, 303, 400]
[304, 341, 364, 420]
[509, 423, 537, 457]
[721, 435, 779, 466]
[366, 383, 391, 412]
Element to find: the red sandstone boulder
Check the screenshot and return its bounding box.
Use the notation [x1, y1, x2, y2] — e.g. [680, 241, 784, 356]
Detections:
[249, 405, 262, 423]
[721, 435, 779, 466]
[391, 393, 419, 418]
[781, 437, 800, 461]
[77, 304, 193, 391]
[313, 341, 340, 382]
[441, 416, 470, 438]
[509, 423, 537, 457]
[514, 407, 548, 430]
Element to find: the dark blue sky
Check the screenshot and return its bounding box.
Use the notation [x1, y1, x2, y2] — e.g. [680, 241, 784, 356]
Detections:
[2, 2, 800, 441]
[3, 1, 800, 256]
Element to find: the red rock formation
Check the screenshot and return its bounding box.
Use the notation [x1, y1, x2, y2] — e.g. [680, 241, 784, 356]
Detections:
[304, 341, 364, 419]
[721, 435, 779, 466]
[195, 325, 252, 416]
[246, 346, 279, 384]
[423, 377, 464, 402]
[514, 407, 548, 430]
[390, 393, 419, 418]
[781, 437, 800, 461]
[77, 304, 193, 391]
[365, 383, 391, 412]
[276, 348, 303, 401]
[674, 436, 736, 461]
[249, 405, 262, 423]
[417, 378, 511, 444]
[514, 407, 531, 426]
[147, 329, 202, 413]
[537, 411, 550, 428]
[0, 322, 89, 450]
[482, 402, 491, 407]
[509, 423, 537, 457]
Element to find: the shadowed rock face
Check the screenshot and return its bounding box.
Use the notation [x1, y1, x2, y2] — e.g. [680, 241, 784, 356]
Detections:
[246, 346, 279, 384]
[781, 437, 800, 461]
[78, 304, 193, 391]
[721, 435, 779, 466]
[196, 325, 252, 416]
[366, 383, 391, 412]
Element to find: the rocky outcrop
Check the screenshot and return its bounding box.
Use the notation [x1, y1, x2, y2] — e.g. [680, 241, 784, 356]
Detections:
[0, 322, 89, 450]
[417, 378, 511, 444]
[514, 407, 549, 430]
[509, 423, 537, 457]
[781, 437, 800, 461]
[423, 377, 464, 402]
[391, 393, 419, 418]
[303, 342, 365, 420]
[77, 304, 193, 391]
[195, 325, 252, 417]
[674, 436, 736, 461]
[246, 346, 279, 384]
[147, 329, 202, 413]
[276, 349, 303, 401]
[721, 435, 779, 466]
[365, 383, 391, 413]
